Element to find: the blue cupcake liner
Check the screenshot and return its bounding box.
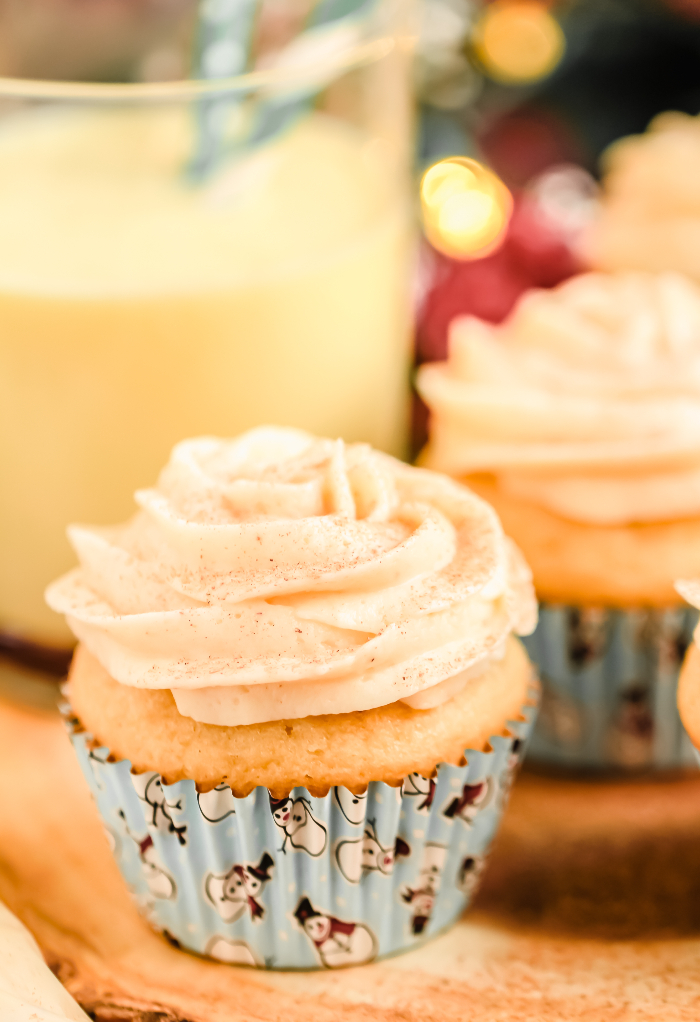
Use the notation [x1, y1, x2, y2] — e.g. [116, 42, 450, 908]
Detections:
[522, 604, 698, 772]
[64, 690, 537, 970]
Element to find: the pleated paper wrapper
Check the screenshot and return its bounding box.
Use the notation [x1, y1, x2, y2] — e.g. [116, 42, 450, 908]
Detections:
[64, 692, 537, 970]
[523, 605, 698, 772]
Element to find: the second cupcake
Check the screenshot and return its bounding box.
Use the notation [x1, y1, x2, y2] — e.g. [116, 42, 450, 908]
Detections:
[418, 270, 700, 771]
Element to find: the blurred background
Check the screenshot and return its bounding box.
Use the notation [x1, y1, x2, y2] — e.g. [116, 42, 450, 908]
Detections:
[3, 0, 700, 689]
[412, 0, 700, 445]
[4, 0, 700, 358]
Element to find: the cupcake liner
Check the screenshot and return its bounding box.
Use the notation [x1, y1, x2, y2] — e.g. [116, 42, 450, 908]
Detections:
[522, 604, 698, 771]
[64, 691, 537, 970]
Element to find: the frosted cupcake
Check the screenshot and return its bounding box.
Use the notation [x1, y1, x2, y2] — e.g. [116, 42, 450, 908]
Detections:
[417, 270, 700, 771]
[583, 111, 700, 281]
[46, 427, 537, 969]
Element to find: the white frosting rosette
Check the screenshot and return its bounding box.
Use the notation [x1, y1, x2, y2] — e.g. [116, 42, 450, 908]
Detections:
[417, 270, 700, 525]
[46, 428, 535, 726]
[583, 111, 700, 281]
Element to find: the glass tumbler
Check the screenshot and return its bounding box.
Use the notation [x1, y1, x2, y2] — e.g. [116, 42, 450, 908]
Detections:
[0, 0, 414, 676]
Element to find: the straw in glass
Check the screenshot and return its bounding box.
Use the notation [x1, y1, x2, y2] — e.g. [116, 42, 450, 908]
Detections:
[189, 0, 377, 180]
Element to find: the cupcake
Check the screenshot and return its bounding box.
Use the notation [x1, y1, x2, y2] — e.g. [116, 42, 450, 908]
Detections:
[46, 427, 537, 969]
[583, 111, 700, 282]
[417, 270, 700, 771]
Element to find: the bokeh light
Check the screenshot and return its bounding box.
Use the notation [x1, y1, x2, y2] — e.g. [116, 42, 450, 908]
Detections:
[420, 157, 513, 260]
[473, 1, 566, 84]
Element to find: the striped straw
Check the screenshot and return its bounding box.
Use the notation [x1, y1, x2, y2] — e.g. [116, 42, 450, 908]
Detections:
[190, 0, 377, 181]
[189, 0, 259, 179]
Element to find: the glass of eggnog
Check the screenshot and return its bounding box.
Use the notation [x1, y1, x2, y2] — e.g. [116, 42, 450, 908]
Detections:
[0, 0, 413, 674]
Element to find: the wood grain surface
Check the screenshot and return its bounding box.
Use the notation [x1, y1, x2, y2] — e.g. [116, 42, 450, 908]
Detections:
[2, 691, 700, 1021]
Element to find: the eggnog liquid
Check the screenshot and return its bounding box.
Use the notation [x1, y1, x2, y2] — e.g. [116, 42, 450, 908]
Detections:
[0, 106, 411, 642]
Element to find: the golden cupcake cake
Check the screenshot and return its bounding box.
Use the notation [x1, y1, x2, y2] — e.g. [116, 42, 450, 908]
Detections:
[47, 427, 537, 968]
[583, 111, 700, 282]
[418, 270, 700, 771]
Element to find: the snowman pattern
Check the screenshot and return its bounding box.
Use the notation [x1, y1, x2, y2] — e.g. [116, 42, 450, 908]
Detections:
[566, 607, 608, 667]
[606, 685, 655, 768]
[457, 855, 486, 896]
[86, 747, 111, 790]
[117, 810, 176, 901]
[205, 852, 275, 923]
[294, 897, 377, 968]
[401, 774, 436, 814]
[496, 737, 523, 810]
[656, 609, 691, 674]
[198, 783, 237, 824]
[333, 786, 368, 825]
[205, 936, 259, 967]
[443, 777, 495, 825]
[537, 681, 585, 748]
[131, 772, 188, 846]
[269, 794, 327, 856]
[102, 824, 120, 858]
[400, 843, 447, 935]
[335, 821, 411, 884]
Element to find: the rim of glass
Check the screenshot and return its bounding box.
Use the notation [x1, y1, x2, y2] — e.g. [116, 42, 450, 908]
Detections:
[0, 34, 396, 103]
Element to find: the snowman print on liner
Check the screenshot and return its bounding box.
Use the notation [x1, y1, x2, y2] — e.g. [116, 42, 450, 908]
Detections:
[117, 810, 176, 902]
[86, 747, 110, 790]
[401, 774, 436, 813]
[130, 771, 187, 846]
[205, 936, 259, 968]
[333, 786, 368, 825]
[457, 855, 486, 896]
[335, 821, 411, 884]
[205, 853, 275, 923]
[269, 794, 328, 855]
[294, 897, 378, 968]
[401, 843, 447, 936]
[496, 737, 523, 810]
[443, 777, 495, 825]
[197, 783, 237, 824]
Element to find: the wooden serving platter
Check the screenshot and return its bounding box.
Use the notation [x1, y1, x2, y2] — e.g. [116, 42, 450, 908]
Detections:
[2, 688, 700, 1021]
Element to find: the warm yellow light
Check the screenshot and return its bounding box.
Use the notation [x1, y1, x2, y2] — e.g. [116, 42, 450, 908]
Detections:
[439, 190, 496, 237]
[473, 1, 565, 84]
[420, 157, 513, 260]
[422, 162, 478, 208]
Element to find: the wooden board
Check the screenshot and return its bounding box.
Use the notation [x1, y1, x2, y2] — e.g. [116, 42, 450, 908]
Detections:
[2, 691, 700, 1021]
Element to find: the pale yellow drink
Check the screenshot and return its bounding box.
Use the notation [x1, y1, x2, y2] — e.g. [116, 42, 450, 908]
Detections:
[0, 106, 411, 643]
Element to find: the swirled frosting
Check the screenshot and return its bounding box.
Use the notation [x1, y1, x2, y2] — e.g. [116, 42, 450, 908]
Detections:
[46, 429, 536, 726]
[417, 271, 700, 525]
[583, 111, 700, 280]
